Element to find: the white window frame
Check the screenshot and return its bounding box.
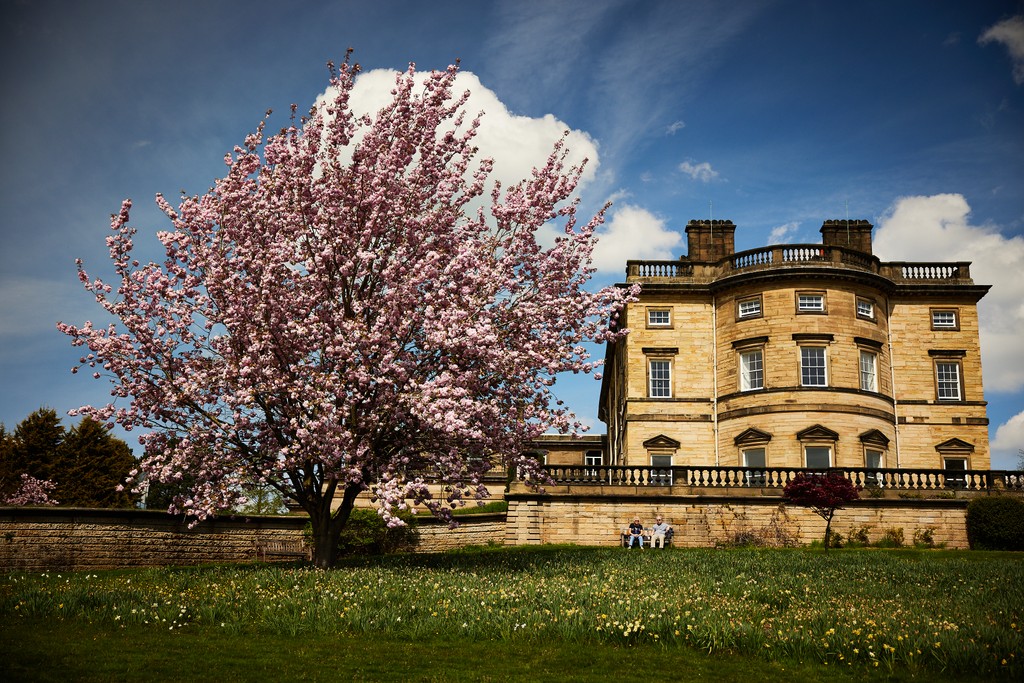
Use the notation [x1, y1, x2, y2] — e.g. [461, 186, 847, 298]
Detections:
[935, 360, 962, 401]
[648, 358, 672, 398]
[584, 450, 602, 478]
[804, 445, 832, 469]
[856, 298, 875, 320]
[739, 348, 764, 391]
[647, 308, 671, 327]
[797, 292, 826, 313]
[737, 296, 762, 319]
[931, 309, 958, 330]
[650, 452, 673, 485]
[943, 457, 967, 488]
[864, 448, 884, 486]
[859, 350, 878, 392]
[800, 346, 828, 387]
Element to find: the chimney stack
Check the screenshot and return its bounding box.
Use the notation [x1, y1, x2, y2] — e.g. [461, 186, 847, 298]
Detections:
[820, 219, 873, 254]
[685, 219, 736, 262]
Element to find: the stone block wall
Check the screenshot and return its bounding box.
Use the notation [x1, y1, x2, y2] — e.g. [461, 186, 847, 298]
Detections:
[0, 508, 310, 572]
[506, 492, 972, 549]
[0, 508, 507, 572]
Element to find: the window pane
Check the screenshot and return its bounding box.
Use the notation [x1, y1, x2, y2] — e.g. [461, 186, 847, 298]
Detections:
[740, 349, 764, 391]
[798, 294, 824, 311]
[651, 454, 672, 485]
[743, 448, 766, 485]
[857, 299, 874, 318]
[648, 309, 670, 326]
[805, 446, 831, 468]
[932, 311, 956, 328]
[739, 298, 761, 317]
[936, 362, 961, 400]
[801, 347, 827, 386]
[865, 450, 883, 469]
[860, 351, 877, 392]
[649, 360, 671, 397]
[743, 448, 766, 468]
[944, 458, 967, 488]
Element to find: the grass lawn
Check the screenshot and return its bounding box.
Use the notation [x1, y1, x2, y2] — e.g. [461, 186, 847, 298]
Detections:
[0, 618, 985, 683]
[2, 546, 1021, 681]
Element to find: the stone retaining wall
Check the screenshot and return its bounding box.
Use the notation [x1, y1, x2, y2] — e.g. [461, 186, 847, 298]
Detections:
[506, 492, 974, 548]
[0, 492, 992, 572]
[0, 508, 506, 572]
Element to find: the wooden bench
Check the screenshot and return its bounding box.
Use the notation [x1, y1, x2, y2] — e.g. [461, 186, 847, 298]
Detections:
[620, 527, 673, 548]
[255, 540, 312, 562]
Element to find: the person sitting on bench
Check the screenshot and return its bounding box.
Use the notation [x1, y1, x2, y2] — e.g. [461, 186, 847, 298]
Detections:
[650, 515, 671, 549]
[627, 517, 645, 548]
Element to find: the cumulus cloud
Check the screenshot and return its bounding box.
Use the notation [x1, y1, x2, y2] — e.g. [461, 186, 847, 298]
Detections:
[678, 160, 719, 182]
[874, 194, 1024, 469]
[337, 68, 600, 194]
[991, 411, 1024, 468]
[874, 194, 1024, 395]
[768, 222, 799, 244]
[979, 15, 1024, 84]
[591, 204, 682, 273]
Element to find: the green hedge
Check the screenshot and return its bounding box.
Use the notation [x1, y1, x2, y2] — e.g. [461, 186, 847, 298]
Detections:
[966, 496, 1024, 550]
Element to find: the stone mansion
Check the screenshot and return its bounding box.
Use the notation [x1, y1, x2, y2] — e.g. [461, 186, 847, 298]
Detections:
[536, 218, 991, 481]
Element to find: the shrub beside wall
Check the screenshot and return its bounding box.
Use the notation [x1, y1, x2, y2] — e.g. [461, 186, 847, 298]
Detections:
[966, 496, 1024, 550]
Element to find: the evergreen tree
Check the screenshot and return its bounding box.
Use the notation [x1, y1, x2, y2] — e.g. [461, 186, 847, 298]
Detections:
[8, 409, 64, 483]
[0, 409, 137, 507]
[57, 417, 138, 507]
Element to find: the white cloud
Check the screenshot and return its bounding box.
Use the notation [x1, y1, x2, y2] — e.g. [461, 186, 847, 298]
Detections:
[768, 222, 799, 244]
[591, 204, 682, 273]
[666, 120, 686, 135]
[340, 69, 599, 195]
[991, 411, 1024, 469]
[874, 194, 1024, 394]
[678, 160, 719, 182]
[979, 15, 1024, 84]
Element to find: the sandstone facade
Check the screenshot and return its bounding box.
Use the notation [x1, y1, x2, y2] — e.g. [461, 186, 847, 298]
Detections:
[588, 219, 991, 474]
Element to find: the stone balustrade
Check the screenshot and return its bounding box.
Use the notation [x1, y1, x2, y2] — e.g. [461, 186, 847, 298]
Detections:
[537, 465, 1022, 493]
[625, 245, 974, 284]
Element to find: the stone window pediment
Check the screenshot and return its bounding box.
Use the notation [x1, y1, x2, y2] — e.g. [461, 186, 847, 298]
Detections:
[734, 427, 773, 446]
[796, 424, 839, 442]
[935, 438, 974, 454]
[858, 429, 890, 448]
[643, 434, 681, 450]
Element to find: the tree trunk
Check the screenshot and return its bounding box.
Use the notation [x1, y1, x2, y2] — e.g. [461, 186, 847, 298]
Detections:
[309, 483, 362, 569]
[823, 511, 834, 551]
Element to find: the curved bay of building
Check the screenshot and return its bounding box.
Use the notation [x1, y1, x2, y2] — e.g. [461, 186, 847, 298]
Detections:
[597, 219, 991, 475]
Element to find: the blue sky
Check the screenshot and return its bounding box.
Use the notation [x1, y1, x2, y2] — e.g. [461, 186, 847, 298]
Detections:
[2, 0, 1023, 468]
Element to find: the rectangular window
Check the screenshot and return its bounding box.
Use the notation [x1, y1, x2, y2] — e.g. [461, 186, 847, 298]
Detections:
[859, 350, 878, 392]
[943, 458, 967, 488]
[805, 446, 831, 469]
[800, 347, 827, 386]
[737, 296, 762, 319]
[865, 449, 883, 486]
[651, 453, 673, 485]
[936, 361, 962, 401]
[647, 308, 671, 327]
[797, 292, 825, 313]
[649, 359, 672, 398]
[739, 349, 764, 391]
[584, 450, 602, 478]
[931, 309, 958, 330]
[743, 447, 766, 486]
[857, 298, 875, 320]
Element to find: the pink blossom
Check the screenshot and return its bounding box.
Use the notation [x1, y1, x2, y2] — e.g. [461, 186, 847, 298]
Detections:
[57, 54, 637, 568]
